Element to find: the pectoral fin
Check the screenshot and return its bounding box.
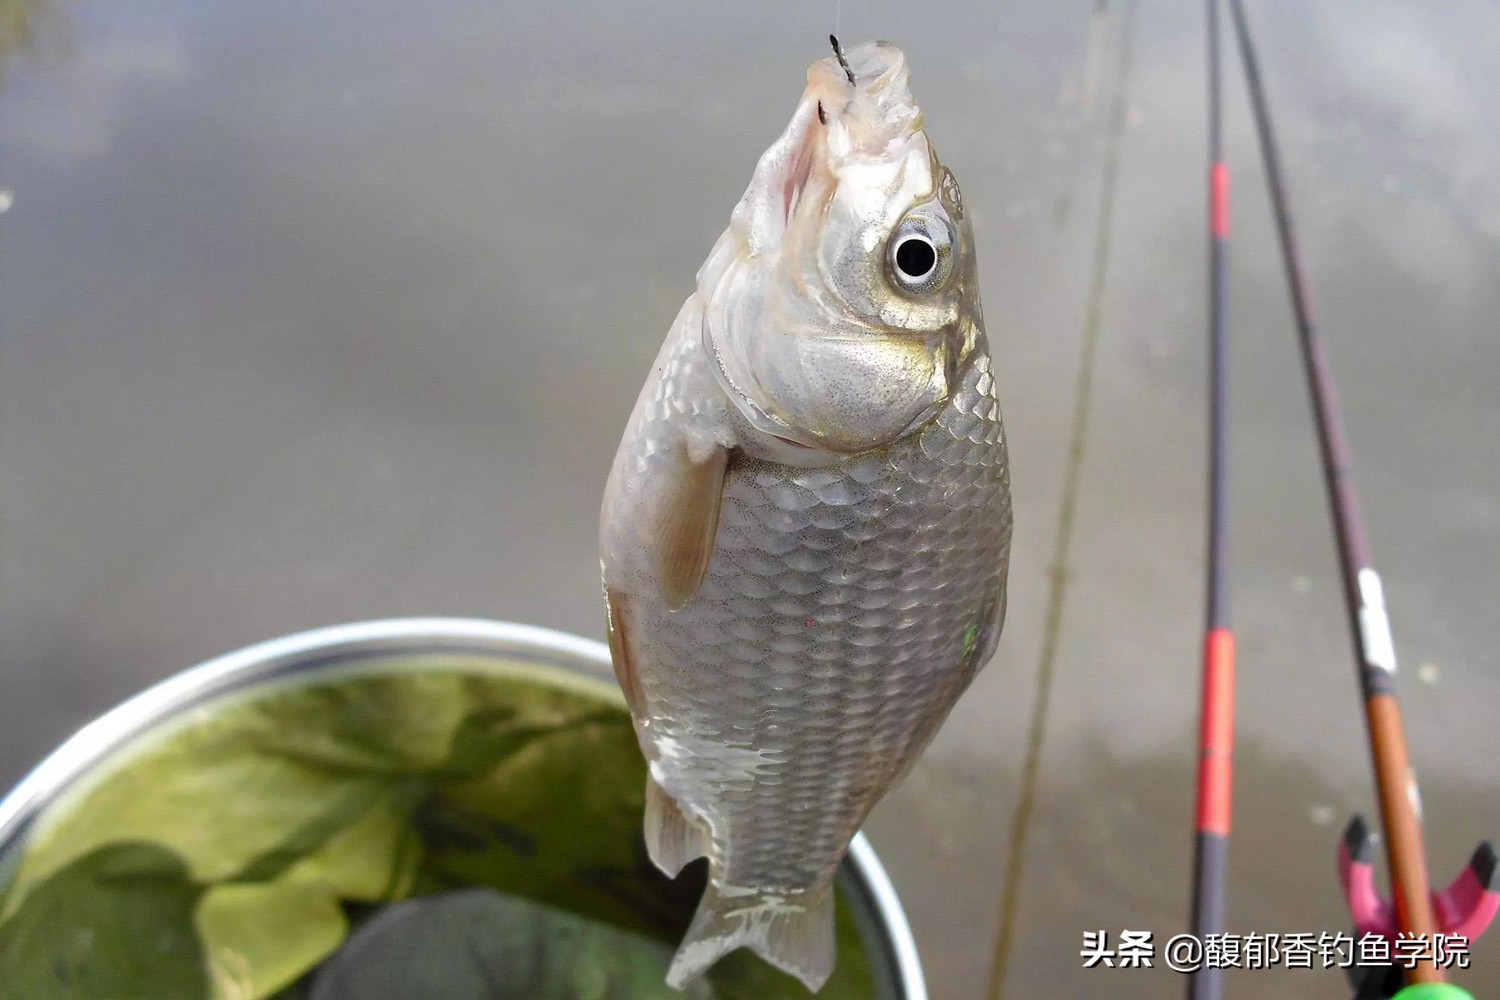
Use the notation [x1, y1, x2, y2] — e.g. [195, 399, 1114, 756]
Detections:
[653, 443, 729, 611]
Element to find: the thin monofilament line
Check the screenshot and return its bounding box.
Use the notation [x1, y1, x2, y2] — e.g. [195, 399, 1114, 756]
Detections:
[984, 2, 1138, 996]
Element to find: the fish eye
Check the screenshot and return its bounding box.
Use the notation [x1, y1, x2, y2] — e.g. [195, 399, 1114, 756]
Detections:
[894, 235, 937, 281]
[886, 216, 954, 295]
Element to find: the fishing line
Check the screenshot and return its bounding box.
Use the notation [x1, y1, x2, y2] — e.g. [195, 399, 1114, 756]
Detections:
[984, 1, 1138, 996]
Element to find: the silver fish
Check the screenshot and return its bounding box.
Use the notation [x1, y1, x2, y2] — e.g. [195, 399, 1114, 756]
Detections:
[599, 39, 1011, 992]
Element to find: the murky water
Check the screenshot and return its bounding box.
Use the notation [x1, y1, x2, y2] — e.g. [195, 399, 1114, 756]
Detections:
[2, 0, 1496, 996]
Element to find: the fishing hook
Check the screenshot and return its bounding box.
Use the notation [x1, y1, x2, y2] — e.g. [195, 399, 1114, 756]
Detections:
[830, 34, 855, 85]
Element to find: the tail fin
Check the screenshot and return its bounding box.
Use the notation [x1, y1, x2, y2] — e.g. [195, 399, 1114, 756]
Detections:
[666, 880, 835, 993]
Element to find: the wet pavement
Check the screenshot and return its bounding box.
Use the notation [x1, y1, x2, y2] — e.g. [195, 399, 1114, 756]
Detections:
[2, 0, 1496, 996]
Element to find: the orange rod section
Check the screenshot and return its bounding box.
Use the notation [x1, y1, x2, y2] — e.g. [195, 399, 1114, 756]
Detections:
[1195, 628, 1236, 837]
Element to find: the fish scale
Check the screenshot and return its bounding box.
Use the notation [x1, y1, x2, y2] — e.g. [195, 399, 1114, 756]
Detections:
[602, 307, 1010, 892]
[600, 39, 1011, 991]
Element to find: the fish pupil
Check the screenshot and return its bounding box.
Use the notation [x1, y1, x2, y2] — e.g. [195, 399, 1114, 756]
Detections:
[895, 236, 936, 279]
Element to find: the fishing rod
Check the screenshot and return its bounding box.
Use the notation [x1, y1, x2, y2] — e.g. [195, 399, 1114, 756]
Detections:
[1185, 1, 1234, 998]
[1221, 1, 1497, 997]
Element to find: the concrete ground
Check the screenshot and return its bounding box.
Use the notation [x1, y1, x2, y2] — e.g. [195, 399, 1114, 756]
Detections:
[2, 0, 1496, 996]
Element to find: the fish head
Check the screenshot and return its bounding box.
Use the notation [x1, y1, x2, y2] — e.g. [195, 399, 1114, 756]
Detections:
[701, 40, 984, 455]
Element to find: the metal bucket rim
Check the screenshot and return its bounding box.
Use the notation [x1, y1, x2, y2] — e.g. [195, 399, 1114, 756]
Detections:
[0, 616, 928, 1000]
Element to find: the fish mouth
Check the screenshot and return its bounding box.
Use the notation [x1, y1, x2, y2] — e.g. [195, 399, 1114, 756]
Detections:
[806, 40, 922, 159]
[721, 39, 927, 259]
[762, 40, 926, 255]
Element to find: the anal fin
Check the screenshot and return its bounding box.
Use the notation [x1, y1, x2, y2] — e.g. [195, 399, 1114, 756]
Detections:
[644, 773, 709, 878]
[666, 880, 835, 993]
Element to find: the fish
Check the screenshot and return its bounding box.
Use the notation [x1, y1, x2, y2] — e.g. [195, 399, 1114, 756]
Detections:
[599, 38, 1012, 992]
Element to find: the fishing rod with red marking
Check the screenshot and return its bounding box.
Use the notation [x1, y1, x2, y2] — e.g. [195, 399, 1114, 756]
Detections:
[1222, 1, 1496, 997]
[1186, 2, 1235, 999]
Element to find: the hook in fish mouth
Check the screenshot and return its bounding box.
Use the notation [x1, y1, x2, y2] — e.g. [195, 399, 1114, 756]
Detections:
[820, 36, 854, 124]
[829, 34, 856, 85]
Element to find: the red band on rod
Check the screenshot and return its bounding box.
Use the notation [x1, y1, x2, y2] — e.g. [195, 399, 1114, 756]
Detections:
[1195, 628, 1236, 836]
[1211, 162, 1230, 239]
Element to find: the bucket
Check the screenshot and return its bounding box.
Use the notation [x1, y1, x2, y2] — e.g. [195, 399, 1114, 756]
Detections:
[0, 619, 927, 999]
